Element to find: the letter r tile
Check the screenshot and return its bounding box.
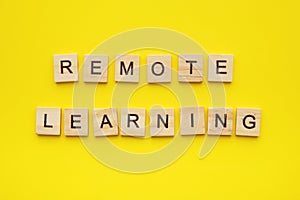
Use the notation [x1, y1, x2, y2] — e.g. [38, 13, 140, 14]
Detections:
[120, 108, 146, 137]
[54, 54, 78, 83]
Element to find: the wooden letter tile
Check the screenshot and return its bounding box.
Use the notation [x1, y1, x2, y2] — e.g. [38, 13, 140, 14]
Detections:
[115, 54, 139, 82]
[83, 55, 108, 83]
[208, 54, 233, 82]
[120, 108, 146, 137]
[236, 108, 261, 137]
[208, 108, 233, 135]
[54, 54, 78, 82]
[178, 54, 203, 82]
[150, 108, 174, 137]
[36, 107, 61, 135]
[64, 108, 88, 136]
[93, 108, 118, 137]
[180, 107, 205, 135]
[147, 55, 172, 83]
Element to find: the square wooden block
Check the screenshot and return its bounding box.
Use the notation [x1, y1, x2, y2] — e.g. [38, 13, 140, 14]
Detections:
[208, 54, 233, 82]
[180, 107, 205, 136]
[64, 108, 88, 136]
[83, 55, 108, 83]
[150, 108, 174, 137]
[115, 54, 139, 82]
[236, 108, 261, 137]
[36, 107, 61, 135]
[93, 108, 118, 137]
[147, 55, 172, 83]
[120, 108, 146, 137]
[208, 108, 233, 135]
[178, 54, 203, 82]
[54, 54, 78, 82]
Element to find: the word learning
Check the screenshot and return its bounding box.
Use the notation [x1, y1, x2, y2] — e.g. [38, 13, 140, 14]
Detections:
[36, 107, 261, 137]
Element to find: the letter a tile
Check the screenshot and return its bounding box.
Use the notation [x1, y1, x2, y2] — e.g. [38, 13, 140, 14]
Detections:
[93, 108, 119, 136]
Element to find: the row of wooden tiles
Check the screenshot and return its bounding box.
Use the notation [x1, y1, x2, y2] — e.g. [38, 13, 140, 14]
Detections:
[36, 107, 260, 137]
[54, 54, 233, 83]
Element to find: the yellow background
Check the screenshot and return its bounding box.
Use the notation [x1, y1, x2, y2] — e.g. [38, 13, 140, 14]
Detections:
[1, 0, 300, 199]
